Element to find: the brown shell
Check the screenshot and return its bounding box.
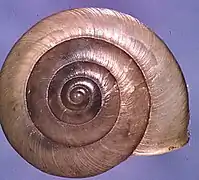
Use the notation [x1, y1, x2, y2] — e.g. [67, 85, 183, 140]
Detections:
[0, 8, 189, 178]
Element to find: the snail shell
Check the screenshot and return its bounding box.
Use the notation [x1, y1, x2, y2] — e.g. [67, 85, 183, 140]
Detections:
[0, 8, 189, 178]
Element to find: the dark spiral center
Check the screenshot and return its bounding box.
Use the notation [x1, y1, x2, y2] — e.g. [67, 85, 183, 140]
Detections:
[47, 63, 102, 125]
[61, 80, 90, 110]
[26, 38, 122, 146]
[67, 86, 87, 106]
[60, 77, 101, 112]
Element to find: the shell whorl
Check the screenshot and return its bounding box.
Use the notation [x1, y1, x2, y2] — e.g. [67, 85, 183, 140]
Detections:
[26, 37, 150, 150]
[0, 8, 189, 178]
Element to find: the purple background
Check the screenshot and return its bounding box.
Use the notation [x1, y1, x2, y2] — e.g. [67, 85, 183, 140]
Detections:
[0, 1, 198, 180]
